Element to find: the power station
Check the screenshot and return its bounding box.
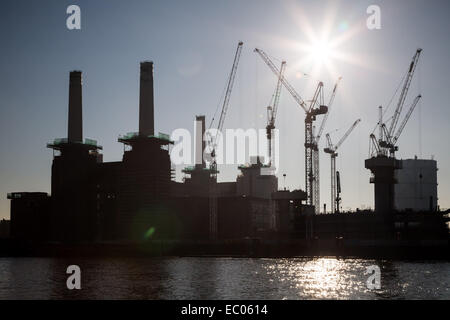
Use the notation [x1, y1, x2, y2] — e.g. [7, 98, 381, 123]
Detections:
[6, 45, 449, 248]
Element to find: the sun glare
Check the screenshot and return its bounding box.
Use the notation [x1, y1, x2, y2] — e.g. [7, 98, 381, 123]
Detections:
[260, 1, 373, 84]
[309, 40, 332, 64]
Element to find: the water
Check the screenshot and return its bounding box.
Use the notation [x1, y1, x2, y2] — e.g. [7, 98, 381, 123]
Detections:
[0, 257, 448, 299]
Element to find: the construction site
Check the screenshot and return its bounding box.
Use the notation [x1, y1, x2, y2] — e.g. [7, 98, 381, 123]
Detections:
[3, 43, 449, 258]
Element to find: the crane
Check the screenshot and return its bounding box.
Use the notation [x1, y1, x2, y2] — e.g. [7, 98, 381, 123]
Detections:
[380, 94, 422, 156]
[324, 119, 361, 213]
[255, 48, 327, 213]
[379, 48, 422, 157]
[315, 77, 342, 144]
[312, 77, 342, 213]
[366, 49, 423, 215]
[336, 171, 341, 213]
[209, 41, 243, 176]
[369, 133, 381, 157]
[308, 81, 325, 214]
[208, 41, 243, 239]
[254, 48, 309, 111]
[266, 61, 286, 166]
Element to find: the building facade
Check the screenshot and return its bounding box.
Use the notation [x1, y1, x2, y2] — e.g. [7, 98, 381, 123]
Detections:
[395, 158, 438, 212]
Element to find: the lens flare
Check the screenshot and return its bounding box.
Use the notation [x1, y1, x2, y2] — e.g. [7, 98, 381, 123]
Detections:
[144, 227, 156, 239]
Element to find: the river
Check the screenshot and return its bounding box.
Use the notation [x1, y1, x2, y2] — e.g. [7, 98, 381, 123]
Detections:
[0, 257, 448, 299]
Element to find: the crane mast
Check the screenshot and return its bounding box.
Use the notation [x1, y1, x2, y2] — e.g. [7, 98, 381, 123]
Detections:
[324, 119, 361, 213]
[309, 82, 324, 214]
[255, 48, 327, 213]
[336, 171, 341, 213]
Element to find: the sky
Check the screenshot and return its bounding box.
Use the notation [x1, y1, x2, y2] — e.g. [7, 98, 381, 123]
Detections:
[1, 0, 450, 219]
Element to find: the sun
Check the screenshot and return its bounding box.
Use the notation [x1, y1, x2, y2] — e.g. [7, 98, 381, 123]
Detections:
[257, 1, 375, 83]
[309, 39, 333, 64]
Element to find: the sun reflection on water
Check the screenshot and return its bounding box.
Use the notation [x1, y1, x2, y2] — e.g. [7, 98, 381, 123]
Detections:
[0, 257, 448, 299]
[263, 258, 374, 299]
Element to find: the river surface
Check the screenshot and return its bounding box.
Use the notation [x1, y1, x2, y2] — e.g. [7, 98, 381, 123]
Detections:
[0, 257, 448, 299]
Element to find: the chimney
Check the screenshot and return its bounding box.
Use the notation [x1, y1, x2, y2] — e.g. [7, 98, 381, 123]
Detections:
[195, 115, 206, 169]
[67, 71, 83, 143]
[139, 61, 155, 137]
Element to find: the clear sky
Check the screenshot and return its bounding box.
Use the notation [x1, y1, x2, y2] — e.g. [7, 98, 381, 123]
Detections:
[1, 0, 450, 219]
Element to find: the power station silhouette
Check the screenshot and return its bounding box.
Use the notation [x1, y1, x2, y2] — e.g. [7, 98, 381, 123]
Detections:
[6, 60, 448, 249]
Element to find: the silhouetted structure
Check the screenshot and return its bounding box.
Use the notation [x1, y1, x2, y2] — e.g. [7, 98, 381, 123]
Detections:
[395, 158, 438, 211]
[0, 219, 11, 239]
[6, 61, 448, 246]
[365, 156, 401, 215]
[47, 71, 102, 242]
[7, 192, 50, 241]
[116, 62, 174, 240]
[181, 115, 217, 197]
[272, 190, 308, 236]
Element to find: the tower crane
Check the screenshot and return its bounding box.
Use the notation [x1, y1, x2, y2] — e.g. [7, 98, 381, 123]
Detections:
[336, 171, 342, 213]
[208, 41, 243, 239]
[380, 94, 422, 156]
[312, 77, 342, 213]
[266, 61, 286, 166]
[379, 48, 422, 157]
[324, 119, 361, 213]
[315, 77, 342, 144]
[308, 81, 325, 213]
[366, 49, 423, 214]
[209, 41, 243, 176]
[255, 48, 328, 213]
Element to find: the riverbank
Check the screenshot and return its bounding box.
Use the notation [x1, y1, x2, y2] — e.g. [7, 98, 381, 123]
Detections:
[1, 238, 449, 260]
